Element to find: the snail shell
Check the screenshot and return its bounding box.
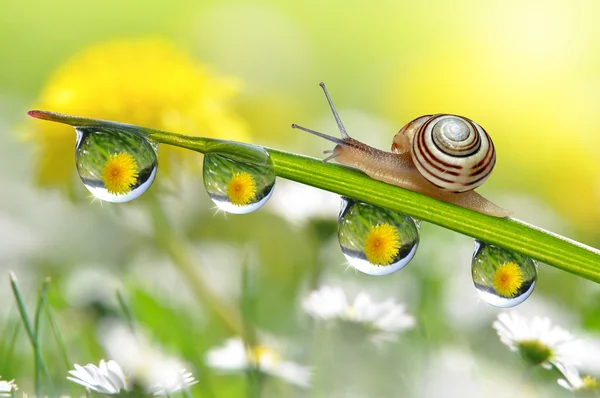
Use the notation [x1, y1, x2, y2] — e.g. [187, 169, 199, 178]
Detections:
[392, 114, 496, 193]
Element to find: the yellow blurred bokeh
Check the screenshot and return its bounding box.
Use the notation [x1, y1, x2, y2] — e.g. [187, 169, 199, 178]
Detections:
[5, 1, 596, 233]
[28, 38, 249, 191]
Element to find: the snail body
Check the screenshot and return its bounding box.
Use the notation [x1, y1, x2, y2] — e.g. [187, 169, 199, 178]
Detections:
[292, 83, 509, 217]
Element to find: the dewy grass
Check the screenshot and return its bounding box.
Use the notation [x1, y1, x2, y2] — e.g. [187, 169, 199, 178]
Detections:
[26, 111, 600, 284]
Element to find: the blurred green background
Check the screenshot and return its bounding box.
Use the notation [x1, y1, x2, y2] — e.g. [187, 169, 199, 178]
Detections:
[1, 1, 599, 397]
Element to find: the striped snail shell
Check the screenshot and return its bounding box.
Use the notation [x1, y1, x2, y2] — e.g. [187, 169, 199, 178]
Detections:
[392, 114, 496, 193]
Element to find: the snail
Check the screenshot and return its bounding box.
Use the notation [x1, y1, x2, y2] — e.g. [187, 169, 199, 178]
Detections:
[291, 83, 509, 217]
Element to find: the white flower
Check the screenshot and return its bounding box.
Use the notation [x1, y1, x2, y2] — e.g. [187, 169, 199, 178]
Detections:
[268, 180, 339, 227]
[205, 337, 310, 388]
[99, 321, 197, 395]
[147, 368, 198, 396]
[493, 312, 581, 369]
[67, 360, 128, 394]
[556, 364, 599, 392]
[576, 333, 600, 375]
[302, 285, 347, 320]
[303, 285, 415, 342]
[0, 378, 17, 397]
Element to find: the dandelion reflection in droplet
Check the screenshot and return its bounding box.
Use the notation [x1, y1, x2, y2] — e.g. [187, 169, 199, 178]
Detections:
[337, 199, 420, 275]
[203, 147, 275, 214]
[75, 127, 158, 203]
[471, 240, 538, 307]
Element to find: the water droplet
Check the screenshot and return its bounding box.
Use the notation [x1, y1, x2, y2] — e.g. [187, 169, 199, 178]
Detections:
[75, 127, 158, 203]
[471, 240, 537, 307]
[203, 146, 275, 214]
[337, 199, 420, 275]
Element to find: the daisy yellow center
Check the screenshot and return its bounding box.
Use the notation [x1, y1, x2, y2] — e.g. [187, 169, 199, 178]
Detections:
[227, 172, 257, 206]
[101, 152, 139, 195]
[248, 345, 280, 365]
[363, 223, 401, 266]
[582, 376, 598, 389]
[345, 306, 357, 318]
[517, 339, 552, 366]
[493, 262, 524, 298]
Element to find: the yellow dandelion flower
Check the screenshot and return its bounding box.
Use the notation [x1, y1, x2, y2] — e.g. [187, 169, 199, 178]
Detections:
[28, 37, 249, 192]
[493, 262, 524, 298]
[363, 223, 401, 266]
[227, 172, 257, 206]
[101, 152, 139, 195]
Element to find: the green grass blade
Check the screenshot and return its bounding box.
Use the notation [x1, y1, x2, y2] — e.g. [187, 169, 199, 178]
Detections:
[23, 111, 600, 284]
[33, 278, 52, 396]
[33, 278, 50, 339]
[9, 272, 36, 345]
[45, 303, 71, 371]
[10, 273, 52, 396]
[144, 131, 600, 284]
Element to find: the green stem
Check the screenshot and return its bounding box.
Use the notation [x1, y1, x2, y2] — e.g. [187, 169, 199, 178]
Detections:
[147, 197, 244, 335]
[246, 368, 263, 398]
[146, 131, 600, 284]
[24, 112, 600, 283]
[240, 249, 262, 398]
[116, 289, 137, 333]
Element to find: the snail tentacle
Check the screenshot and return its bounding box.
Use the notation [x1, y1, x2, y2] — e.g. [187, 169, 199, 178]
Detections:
[319, 81, 350, 139]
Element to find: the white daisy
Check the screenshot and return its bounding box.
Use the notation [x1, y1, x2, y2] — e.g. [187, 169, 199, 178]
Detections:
[302, 285, 347, 320]
[493, 312, 581, 369]
[205, 337, 310, 388]
[268, 180, 339, 227]
[0, 378, 17, 397]
[147, 367, 198, 397]
[303, 285, 415, 342]
[67, 360, 128, 394]
[99, 321, 198, 395]
[556, 364, 599, 392]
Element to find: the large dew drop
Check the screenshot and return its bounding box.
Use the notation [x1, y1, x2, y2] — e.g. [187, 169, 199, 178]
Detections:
[76, 127, 158, 203]
[337, 199, 420, 275]
[203, 146, 275, 214]
[471, 240, 537, 307]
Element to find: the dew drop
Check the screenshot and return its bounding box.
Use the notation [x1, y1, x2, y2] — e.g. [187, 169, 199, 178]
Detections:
[75, 127, 158, 203]
[337, 199, 420, 275]
[471, 240, 538, 307]
[203, 146, 275, 214]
